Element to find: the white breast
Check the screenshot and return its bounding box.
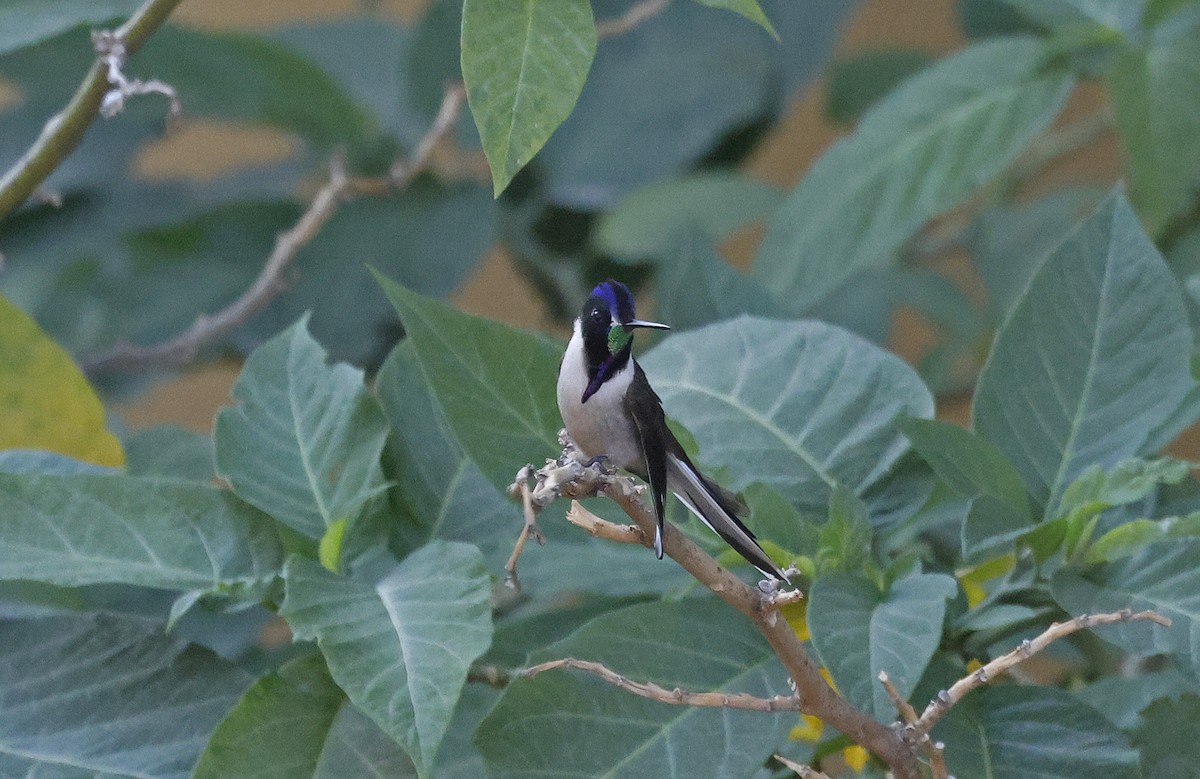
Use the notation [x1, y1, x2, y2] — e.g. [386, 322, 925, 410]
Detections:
[557, 320, 643, 470]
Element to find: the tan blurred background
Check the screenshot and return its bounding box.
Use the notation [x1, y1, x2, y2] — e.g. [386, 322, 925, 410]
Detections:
[120, 0, 1125, 440]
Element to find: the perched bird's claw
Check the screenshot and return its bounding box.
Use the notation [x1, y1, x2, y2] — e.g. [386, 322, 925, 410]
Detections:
[584, 454, 613, 473]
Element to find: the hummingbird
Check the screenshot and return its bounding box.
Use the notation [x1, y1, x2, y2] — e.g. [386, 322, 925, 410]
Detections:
[556, 280, 789, 582]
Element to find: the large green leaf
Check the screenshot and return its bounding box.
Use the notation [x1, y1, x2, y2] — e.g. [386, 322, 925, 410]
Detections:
[754, 37, 1072, 310]
[651, 230, 785, 332]
[825, 49, 932, 124]
[280, 543, 493, 778]
[0, 0, 142, 55]
[376, 343, 687, 596]
[998, 0, 1147, 34]
[242, 181, 497, 366]
[973, 190, 1193, 515]
[1051, 539, 1200, 673]
[897, 417, 1030, 512]
[1110, 29, 1200, 232]
[935, 685, 1139, 778]
[194, 654, 415, 779]
[0, 614, 252, 779]
[136, 25, 377, 148]
[461, 0, 596, 195]
[124, 425, 213, 482]
[475, 599, 793, 778]
[376, 276, 563, 491]
[807, 572, 956, 720]
[1135, 693, 1200, 779]
[0, 472, 282, 593]
[642, 316, 934, 515]
[596, 173, 782, 261]
[215, 317, 390, 539]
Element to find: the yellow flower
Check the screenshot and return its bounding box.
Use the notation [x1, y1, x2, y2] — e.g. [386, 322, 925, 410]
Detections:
[783, 599, 810, 642]
[956, 553, 1015, 608]
[843, 745, 869, 773]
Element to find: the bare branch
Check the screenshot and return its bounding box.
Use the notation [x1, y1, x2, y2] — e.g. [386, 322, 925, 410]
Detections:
[565, 500, 647, 545]
[596, 0, 670, 38]
[772, 753, 832, 779]
[523, 657, 802, 712]
[878, 671, 919, 726]
[93, 30, 181, 119]
[880, 671, 947, 779]
[507, 433, 923, 779]
[80, 85, 467, 375]
[0, 0, 186, 221]
[503, 466, 547, 591]
[911, 609, 1171, 738]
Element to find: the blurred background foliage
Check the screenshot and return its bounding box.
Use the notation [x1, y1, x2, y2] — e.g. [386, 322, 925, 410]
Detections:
[4, 0, 1176, 437]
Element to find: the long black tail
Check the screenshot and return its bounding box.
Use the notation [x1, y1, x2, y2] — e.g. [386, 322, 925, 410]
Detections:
[665, 453, 789, 582]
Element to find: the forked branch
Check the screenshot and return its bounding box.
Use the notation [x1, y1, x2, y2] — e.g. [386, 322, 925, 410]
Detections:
[508, 433, 922, 779]
[909, 608, 1171, 738]
[522, 657, 803, 712]
[81, 85, 467, 374]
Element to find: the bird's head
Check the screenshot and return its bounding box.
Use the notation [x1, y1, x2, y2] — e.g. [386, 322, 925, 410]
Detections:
[578, 280, 669, 402]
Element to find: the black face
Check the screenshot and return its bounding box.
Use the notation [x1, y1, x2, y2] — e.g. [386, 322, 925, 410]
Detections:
[580, 297, 612, 343]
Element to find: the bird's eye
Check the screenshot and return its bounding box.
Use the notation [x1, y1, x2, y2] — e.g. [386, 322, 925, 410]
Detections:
[589, 307, 605, 321]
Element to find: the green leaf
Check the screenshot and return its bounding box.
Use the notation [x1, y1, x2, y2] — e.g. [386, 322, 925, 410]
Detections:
[936, 685, 1139, 778]
[642, 316, 934, 516]
[375, 276, 563, 491]
[754, 37, 1072, 310]
[1059, 457, 1189, 514]
[194, 654, 415, 779]
[998, 0, 1147, 35]
[816, 485, 874, 575]
[280, 543, 493, 778]
[124, 425, 213, 482]
[808, 572, 956, 720]
[1085, 512, 1200, 563]
[1135, 693, 1200, 778]
[0, 614, 252, 779]
[692, 0, 777, 38]
[0, 0, 141, 55]
[135, 26, 377, 148]
[1052, 539, 1200, 670]
[968, 188, 1106, 318]
[651, 230, 785, 332]
[595, 173, 782, 260]
[215, 316, 390, 539]
[961, 494, 1040, 561]
[743, 483, 820, 560]
[1110, 32, 1200, 232]
[0, 473, 282, 593]
[973, 189, 1193, 515]
[825, 49, 932, 124]
[1078, 668, 1200, 730]
[461, 0, 597, 195]
[475, 599, 793, 777]
[897, 417, 1031, 513]
[244, 181, 497, 366]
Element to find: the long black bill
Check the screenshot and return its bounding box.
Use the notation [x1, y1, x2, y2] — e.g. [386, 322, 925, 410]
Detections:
[625, 319, 670, 332]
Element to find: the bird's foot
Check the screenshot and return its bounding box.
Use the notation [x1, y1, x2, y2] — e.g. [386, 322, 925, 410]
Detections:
[583, 454, 614, 473]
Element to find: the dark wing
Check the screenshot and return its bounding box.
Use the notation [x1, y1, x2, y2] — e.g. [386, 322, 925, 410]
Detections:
[623, 361, 669, 558]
